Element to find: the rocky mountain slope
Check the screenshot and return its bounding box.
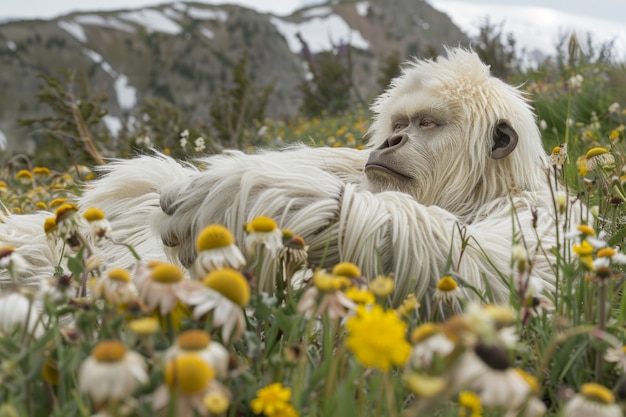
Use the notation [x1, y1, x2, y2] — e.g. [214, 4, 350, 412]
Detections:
[0, 0, 468, 155]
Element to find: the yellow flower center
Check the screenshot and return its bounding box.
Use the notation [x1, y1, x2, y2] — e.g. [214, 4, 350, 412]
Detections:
[49, 198, 68, 208]
[0, 246, 15, 259]
[597, 247, 616, 258]
[586, 147, 609, 159]
[551, 146, 561, 154]
[332, 262, 361, 278]
[83, 207, 105, 222]
[344, 287, 375, 305]
[151, 263, 184, 283]
[436, 276, 458, 292]
[281, 228, 294, 240]
[128, 317, 159, 335]
[16, 170, 33, 181]
[577, 224, 595, 236]
[483, 304, 515, 324]
[165, 354, 215, 394]
[246, 216, 277, 233]
[573, 240, 594, 256]
[41, 358, 59, 385]
[458, 391, 482, 414]
[515, 369, 540, 394]
[55, 203, 79, 223]
[580, 382, 615, 404]
[196, 224, 235, 252]
[33, 167, 51, 176]
[203, 392, 230, 414]
[410, 322, 440, 343]
[369, 275, 395, 297]
[108, 268, 131, 283]
[177, 329, 211, 350]
[91, 340, 127, 363]
[43, 217, 57, 234]
[403, 372, 445, 397]
[203, 268, 250, 307]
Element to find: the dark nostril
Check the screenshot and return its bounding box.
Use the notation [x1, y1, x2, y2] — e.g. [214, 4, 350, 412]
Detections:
[378, 134, 407, 150]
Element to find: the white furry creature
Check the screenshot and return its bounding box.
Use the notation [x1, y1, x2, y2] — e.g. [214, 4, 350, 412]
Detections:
[1, 48, 580, 305]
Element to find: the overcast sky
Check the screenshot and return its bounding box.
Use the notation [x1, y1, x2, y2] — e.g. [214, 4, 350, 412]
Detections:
[1, 0, 624, 23]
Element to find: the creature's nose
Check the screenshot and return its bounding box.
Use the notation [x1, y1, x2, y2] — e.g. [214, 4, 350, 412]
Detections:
[378, 134, 408, 150]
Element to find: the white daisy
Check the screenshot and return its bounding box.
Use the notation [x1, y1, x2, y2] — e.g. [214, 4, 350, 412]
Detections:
[133, 261, 199, 316]
[0, 246, 28, 277]
[163, 329, 230, 378]
[562, 383, 622, 417]
[244, 215, 283, 257]
[0, 291, 45, 338]
[91, 268, 138, 305]
[82, 207, 112, 241]
[187, 268, 250, 343]
[78, 340, 148, 406]
[191, 224, 246, 279]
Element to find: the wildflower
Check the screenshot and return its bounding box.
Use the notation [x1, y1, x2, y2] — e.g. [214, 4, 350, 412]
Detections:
[332, 262, 361, 279]
[609, 102, 621, 114]
[39, 275, 75, 304]
[568, 73, 583, 92]
[0, 291, 45, 338]
[586, 147, 615, 171]
[49, 197, 68, 208]
[204, 390, 231, 414]
[78, 340, 148, 406]
[279, 233, 309, 284]
[403, 372, 446, 397]
[562, 382, 622, 417]
[344, 286, 375, 305]
[458, 391, 482, 417]
[346, 304, 411, 371]
[251, 382, 299, 417]
[409, 322, 455, 369]
[610, 129, 620, 141]
[192, 224, 246, 279]
[128, 317, 159, 336]
[297, 271, 356, 320]
[187, 269, 249, 342]
[134, 261, 198, 316]
[164, 329, 230, 378]
[434, 275, 461, 305]
[153, 354, 230, 417]
[33, 166, 51, 176]
[92, 268, 138, 305]
[15, 169, 33, 183]
[82, 207, 112, 240]
[369, 275, 394, 298]
[0, 246, 28, 277]
[245, 216, 283, 257]
[548, 143, 567, 168]
[397, 293, 420, 318]
[194, 137, 206, 153]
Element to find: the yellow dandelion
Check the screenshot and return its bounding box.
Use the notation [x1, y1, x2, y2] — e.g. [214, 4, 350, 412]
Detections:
[573, 240, 594, 257]
[251, 382, 298, 417]
[343, 287, 375, 305]
[458, 391, 482, 417]
[346, 304, 411, 371]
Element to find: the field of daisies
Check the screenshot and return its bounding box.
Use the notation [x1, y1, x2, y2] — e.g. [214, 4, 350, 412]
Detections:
[2, 45, 626, 417]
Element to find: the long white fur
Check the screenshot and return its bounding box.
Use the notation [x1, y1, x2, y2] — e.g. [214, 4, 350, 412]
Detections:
[1, 48, 580, 305]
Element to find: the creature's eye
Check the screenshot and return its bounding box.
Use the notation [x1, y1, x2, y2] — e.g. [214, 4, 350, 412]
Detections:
[392, 119, 409, 131]
[419, 118, 438, 129]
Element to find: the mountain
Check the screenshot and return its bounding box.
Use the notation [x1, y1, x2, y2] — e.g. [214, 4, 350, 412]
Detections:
[0, 0, 468, 156]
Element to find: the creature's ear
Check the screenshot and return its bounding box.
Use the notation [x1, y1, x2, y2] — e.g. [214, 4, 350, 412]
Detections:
[491, 119, 518, 159]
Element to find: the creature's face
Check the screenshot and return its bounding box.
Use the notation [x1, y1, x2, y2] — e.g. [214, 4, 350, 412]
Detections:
[362, 49, 543, 214]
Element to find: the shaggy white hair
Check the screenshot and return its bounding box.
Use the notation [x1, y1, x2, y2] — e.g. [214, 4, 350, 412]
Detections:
[1, 48, 582, 305]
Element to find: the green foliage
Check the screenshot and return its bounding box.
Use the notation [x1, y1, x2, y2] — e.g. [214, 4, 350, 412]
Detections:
[18, 69, 110, 168]
[298, 36, 359, 118]
[209, 49, 274, 148]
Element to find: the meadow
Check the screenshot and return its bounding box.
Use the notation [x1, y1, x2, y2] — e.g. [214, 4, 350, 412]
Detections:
[1, 41, 626, 417]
